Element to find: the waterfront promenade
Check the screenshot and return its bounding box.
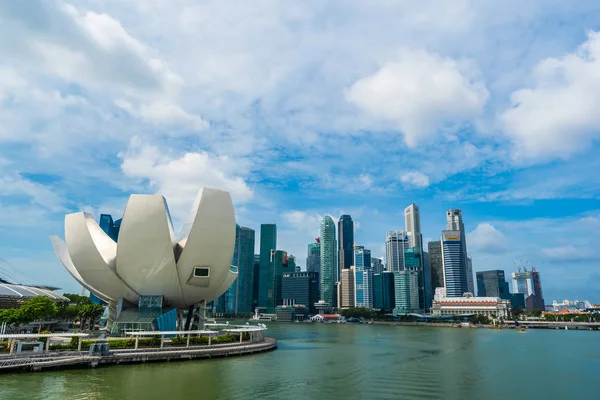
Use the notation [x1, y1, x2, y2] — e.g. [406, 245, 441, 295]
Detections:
[0, 337, 277, 373]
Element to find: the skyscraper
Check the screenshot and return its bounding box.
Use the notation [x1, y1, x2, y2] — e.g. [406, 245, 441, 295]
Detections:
[237, 226, 256, 313]
[355, 265, 373, 309]
[340, 266, 356, 308]
[99, 214, 121, 242]
[446, 209, 472, 293]
[259, 224, 277, 309]
[306, 242, 321, 284]
[373, 271, 395, 311]
[476, 270, 510, 299]
[405, 204, 422, 249]
[512, 268, 545, 312]
[252, 254, 260, 311]
[428, 241, 444, 291]
[466, 257, 474, 294]
[441, 230, 468, 297]
[353, 245, 371, 269]
[338, 215, 354, 281]
[372, 258, 384, 274]
[320, 216, 337, 308]
[267, 250, 293, 313]
[224, 224, 242, 313]
[394, 271, 421, 314]
[282, 271, 319, 314]
[385, 231, 409, 272]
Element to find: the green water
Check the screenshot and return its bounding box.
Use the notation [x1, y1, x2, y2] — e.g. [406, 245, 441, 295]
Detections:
[1, 324, 598, 400]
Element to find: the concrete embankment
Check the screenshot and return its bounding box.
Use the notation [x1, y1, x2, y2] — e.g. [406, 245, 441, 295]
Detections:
[0, 337, 277, 373]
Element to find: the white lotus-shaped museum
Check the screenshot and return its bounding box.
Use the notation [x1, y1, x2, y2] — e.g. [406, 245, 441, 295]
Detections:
[50, 188, 237, 309]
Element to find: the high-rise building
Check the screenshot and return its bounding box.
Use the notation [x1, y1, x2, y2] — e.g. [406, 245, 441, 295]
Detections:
[252, 254, 260, 311]
[512, 268, 545, 312]
[373, 271, 395, 311]
[320, 216, 337, 308]
[404, 245, 426, 310]
[385, 231, 409, 272]
[441, 230, 468, 297]
[476, 270, 510, 299]
[99, 214, 121, 242]
[428, 240, 444, 290]
[259, 224, 277, 309]
[355, 266, 373, 309]
[372, 258, 384, 274]
[267, 250, 293, 313]
[340, 267, 356, 308]
[405, 204, 422, 249]
[224, 224, 242, 313]
[295, 266, 301, 272]
[236, 226, 256, 313]
[446, 209, 472, 293]
[466, 257, 474, 294]
[307, 242, 321, 275]
[394, 271, 421, 314]
[338, 215, 354, 280]
[288, 255, 296, 271]
[354, 245, 371, 269]
[282, 271, 319, 314]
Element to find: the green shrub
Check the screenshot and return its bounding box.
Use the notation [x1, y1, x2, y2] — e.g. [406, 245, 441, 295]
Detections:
[80, 340, 97, 350]
[107, 339, 135, 349]
[212, 333, 236, 344]
[0, 341, 8, 352]
[170, 336, 186, 346]
[49, 344, 72, 351]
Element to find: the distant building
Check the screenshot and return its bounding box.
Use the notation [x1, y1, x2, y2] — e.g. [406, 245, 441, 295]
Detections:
[393, 270, 421, 314]
[267, 250, 294, 313]
[354, 245, 371, 269]
[306, 242, 321, 276]
[295, 266, 301, 272]
[466, 257, 474, 295]
[386, 231, 409, 272]
[282, 271, 319, 314]
[404, 204, 422, 249]
[275, 305, 308, 322]
[99, 214, 121, 242]
[512, 268, 545, 313]
[252, 254, 260, 311]
[372, 258, 384, 274]
[441, 230, 468, 297]
[428, 241, 444, 290]
[355, 266, 373, 309]
[320, 216, 337, 309]
[431, 295, 510, 318]
[338, 215, 354, 280]
[227, 225, 256, 313]
[259, 224, 277, 309]
[340, 267, 356, 309]
[373, 271, 395, 311]
[445, 209, 472, 293]
[476, 270, 510, 300]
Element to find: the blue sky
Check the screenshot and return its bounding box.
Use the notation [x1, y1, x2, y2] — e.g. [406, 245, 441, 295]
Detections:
[1, 0, 600, 302]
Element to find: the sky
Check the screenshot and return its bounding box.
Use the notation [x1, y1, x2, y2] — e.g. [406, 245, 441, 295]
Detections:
[1, 0, 600, 303]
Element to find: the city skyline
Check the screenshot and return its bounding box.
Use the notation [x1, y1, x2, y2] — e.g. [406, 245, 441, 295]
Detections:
[2, 1, 600, 304]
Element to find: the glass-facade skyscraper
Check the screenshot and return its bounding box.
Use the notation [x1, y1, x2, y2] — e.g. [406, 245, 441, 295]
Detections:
[385, 231, 409, 272]
[338, 215, 354, 283]
[373, 271, 395, 311]
[355, 266, 373, 309]
[446, 209, 472, 293]
[320, 216, 337, 308]
[441, 230, 468, 297]
[394, 270, 420, 314]
[428, 241, 444, 290]
[267, 250, 293, 313]
[237, 226, 256, 313]
[306, 242, 321, 275]
[282, 271, 319, 314]
[99, 214, 121, 242]
[259, 224, 277, 309]
[476, 270, 510, 299]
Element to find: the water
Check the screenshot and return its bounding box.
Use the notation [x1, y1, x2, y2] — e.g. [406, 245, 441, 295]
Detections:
[1, 324, 598, 400]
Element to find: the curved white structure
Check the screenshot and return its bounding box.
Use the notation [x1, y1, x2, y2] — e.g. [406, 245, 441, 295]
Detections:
[51, 188, 238, 308]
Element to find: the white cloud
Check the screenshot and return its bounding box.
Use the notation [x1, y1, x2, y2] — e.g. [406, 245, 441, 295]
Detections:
[346, 48, 489, 146]
[282, 211, 324, 233]
[541, 245, 597, 262]
[468, 223, 507, 253]
[0, 173, 64, 213]
[400, 171, 430, 188]
[120, 138, 253, 219]
[501, 31, 600, 161]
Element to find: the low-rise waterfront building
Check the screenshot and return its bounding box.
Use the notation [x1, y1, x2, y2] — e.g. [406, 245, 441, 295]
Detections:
[275, 305, 308, 322]
[431, 295, 510, 318]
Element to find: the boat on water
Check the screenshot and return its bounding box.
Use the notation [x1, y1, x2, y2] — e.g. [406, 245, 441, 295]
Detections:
[516, 327, 526, 332]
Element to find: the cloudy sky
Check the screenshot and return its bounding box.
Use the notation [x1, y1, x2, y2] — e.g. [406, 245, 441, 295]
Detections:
[1, 0, 600, 302]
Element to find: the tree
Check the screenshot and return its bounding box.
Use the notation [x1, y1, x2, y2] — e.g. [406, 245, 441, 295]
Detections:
[0, 308, 25, 326]
[510, 308, 523, 319]
[19, 296, 58, 332]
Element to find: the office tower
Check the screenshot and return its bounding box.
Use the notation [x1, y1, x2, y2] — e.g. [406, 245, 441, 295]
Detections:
[237, 226, 256, 313]
[394, 271, 421, 313]
[307, 242, 321, 274]
[466, 257, 474, 294]
[446, 209, 472, 293]
[476, 270, 511, 299]
[225, 224, 242, 313]
[423, 251, 432, 311]
[531, 268, 545, 310]
[99, 214, 121, 242]
[441, 230, 468, 297]
[295, 266, 301, 272]
[354, 245, 371, 269]
[428, 241, 444, 290]
[288, 255, 296, 271]
[385, 231, 409, 272]
[267, 250, 293, 313]
[373, 271, 395, 311]
[404, 244, 425, 310]
[252, 254, 260, 311]
[340, 267, 356, 308]
[355, 266, 373, 309]
[512, 270, 534, 296]
[282, 271, 319, 314]
[372, 258, 384, 274]
[320, 216, 337, 308]
[338, 215, 354, 280]
[259, 224, 277, 309]
[405, 204, 422, 249]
